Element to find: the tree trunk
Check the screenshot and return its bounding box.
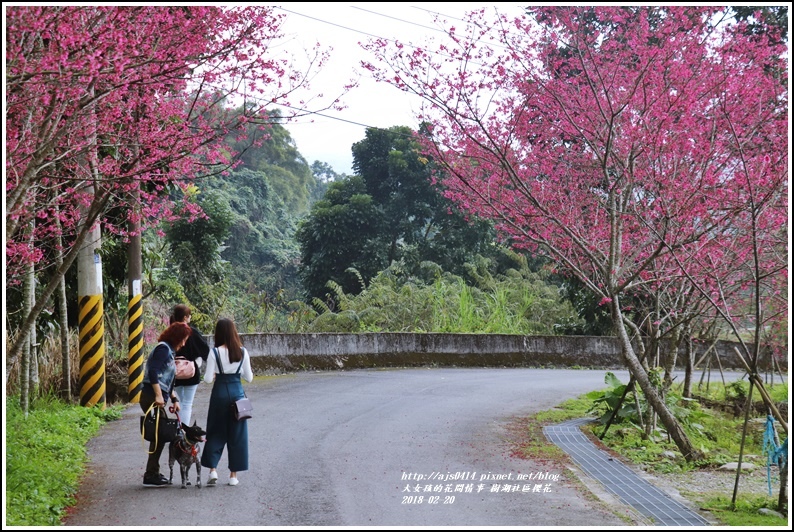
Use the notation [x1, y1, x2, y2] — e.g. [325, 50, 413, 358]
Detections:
[682, 322, 694, 398]
[56, 211, 71, 401]
[29, 264, 39, 400]
[58, 273, 71, 401]
[28, 216, 40, 400]
[613, 298, 701, 461]
[19, 227, 33, 413]
[662, 325, 681, 391]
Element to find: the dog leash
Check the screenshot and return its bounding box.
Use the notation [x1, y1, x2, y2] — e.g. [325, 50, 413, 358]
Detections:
[171, 410, 200, 457]
[171, 407, 187, 438]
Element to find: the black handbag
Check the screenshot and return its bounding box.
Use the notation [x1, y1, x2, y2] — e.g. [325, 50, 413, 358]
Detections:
[140, 404, 180, 445]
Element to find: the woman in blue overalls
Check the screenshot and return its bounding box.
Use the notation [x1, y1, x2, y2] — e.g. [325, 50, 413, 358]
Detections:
[201, 318, 253, 486]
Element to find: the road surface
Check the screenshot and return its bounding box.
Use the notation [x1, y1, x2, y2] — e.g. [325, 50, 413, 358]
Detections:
[64, 367, 655, 527]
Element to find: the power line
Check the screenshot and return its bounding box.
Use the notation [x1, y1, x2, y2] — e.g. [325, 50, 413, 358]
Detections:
[269, 5, 500, 132]
[266, 6, 457, 134]
[409, 5, 468, 24]
[350, 5, 448, 36]
[271, 100, 392, 130]
[276, 6, 398, 44]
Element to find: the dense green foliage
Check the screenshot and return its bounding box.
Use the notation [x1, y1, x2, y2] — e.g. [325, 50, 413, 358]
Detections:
[224, 110, 319, 215]
[557, 277, 615, 336]
[163, 190, 236, 322]
[295, 174, 385, 302]
[150, 120, 322, 332]
[17, 119, 592, 343]
[5, 397, 124, 526]
[297, 126, 501, 304]
[305, 253, 583, 334]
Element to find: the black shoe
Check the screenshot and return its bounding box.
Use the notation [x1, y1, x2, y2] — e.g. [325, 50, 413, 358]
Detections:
[143, 474, 169, 487]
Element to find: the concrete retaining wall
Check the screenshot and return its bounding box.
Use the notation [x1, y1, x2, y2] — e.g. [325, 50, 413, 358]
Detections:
[202, 333, 763, 374]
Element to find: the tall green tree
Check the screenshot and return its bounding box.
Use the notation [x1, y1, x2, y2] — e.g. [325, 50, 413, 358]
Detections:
[297, 125, 499, 303]
[164, 190, 234, 315]
[310, 160, 345, 203]
[296, 175, 384, 303]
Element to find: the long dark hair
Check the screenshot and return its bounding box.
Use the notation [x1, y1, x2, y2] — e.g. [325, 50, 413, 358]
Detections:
[214, 318, 243, 363]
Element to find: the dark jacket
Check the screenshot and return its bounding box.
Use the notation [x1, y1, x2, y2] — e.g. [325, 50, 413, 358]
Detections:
[174, 325, 210, 386]
[142, 342, 178, 399]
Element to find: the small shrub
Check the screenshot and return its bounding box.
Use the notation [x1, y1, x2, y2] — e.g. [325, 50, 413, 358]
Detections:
[587, 372, 642, 424]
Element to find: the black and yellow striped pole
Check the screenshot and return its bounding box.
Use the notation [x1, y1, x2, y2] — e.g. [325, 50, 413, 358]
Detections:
[128, 290, 144, 402]
[127, 188, 144, 403]
[77, 226, 106, 408]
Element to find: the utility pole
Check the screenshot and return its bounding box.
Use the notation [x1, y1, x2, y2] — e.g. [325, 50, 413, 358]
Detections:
[127, 189, 144, 403]
[76, 83, 106, 408]
[77, 216, 106, 408]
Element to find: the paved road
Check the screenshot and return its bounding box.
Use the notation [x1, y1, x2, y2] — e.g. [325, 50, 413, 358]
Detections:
[64, 367, 650, 527]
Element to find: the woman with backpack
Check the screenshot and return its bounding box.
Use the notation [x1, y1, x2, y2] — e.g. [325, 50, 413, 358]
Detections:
[170, 304, 210, 427]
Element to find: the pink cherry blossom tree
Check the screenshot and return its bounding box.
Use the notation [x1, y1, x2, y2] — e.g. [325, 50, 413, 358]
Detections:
[363, 6, 788, 460]
[6, 6, 339, 363]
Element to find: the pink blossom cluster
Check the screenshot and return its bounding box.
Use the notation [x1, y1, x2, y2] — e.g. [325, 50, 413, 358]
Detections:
[363, 6, 788, 354]
[6, 5, 327, 282]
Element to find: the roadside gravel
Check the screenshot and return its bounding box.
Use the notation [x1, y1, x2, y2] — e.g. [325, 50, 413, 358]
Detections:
[645, 463, 783, 509]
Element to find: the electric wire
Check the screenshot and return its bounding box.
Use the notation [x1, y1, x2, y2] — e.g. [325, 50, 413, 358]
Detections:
[269, 5, 516, 135]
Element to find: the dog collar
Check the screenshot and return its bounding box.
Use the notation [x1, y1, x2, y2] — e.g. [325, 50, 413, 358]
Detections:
[177, 439, 200, 457]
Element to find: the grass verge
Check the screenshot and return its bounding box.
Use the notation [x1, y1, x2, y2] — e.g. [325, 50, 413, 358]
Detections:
[5, 395, 124, 526]
[519, 380, 789, 527]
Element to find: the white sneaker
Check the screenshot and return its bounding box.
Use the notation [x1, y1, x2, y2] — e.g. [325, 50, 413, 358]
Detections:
[208, 470, 218, 486]
[229, 477, 239, 486]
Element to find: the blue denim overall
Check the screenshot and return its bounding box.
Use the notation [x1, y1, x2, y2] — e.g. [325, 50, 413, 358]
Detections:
[200, 348, 249, 472]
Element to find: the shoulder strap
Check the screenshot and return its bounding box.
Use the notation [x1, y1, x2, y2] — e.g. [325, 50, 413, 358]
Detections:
[235, 349, 245, 374]
[213, 347, 225, 375]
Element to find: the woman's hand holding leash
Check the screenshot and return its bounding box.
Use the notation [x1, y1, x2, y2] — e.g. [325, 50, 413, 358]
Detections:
[170, 395, 181, 413]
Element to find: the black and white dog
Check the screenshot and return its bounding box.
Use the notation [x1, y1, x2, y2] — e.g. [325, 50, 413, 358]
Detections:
[168, 421, 207, 489]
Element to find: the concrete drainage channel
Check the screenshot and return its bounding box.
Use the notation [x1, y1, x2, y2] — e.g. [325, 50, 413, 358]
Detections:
[543, 418, 711, 527]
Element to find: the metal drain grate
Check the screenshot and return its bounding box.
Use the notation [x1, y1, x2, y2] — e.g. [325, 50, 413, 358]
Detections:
[544, 418, 710, 526]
